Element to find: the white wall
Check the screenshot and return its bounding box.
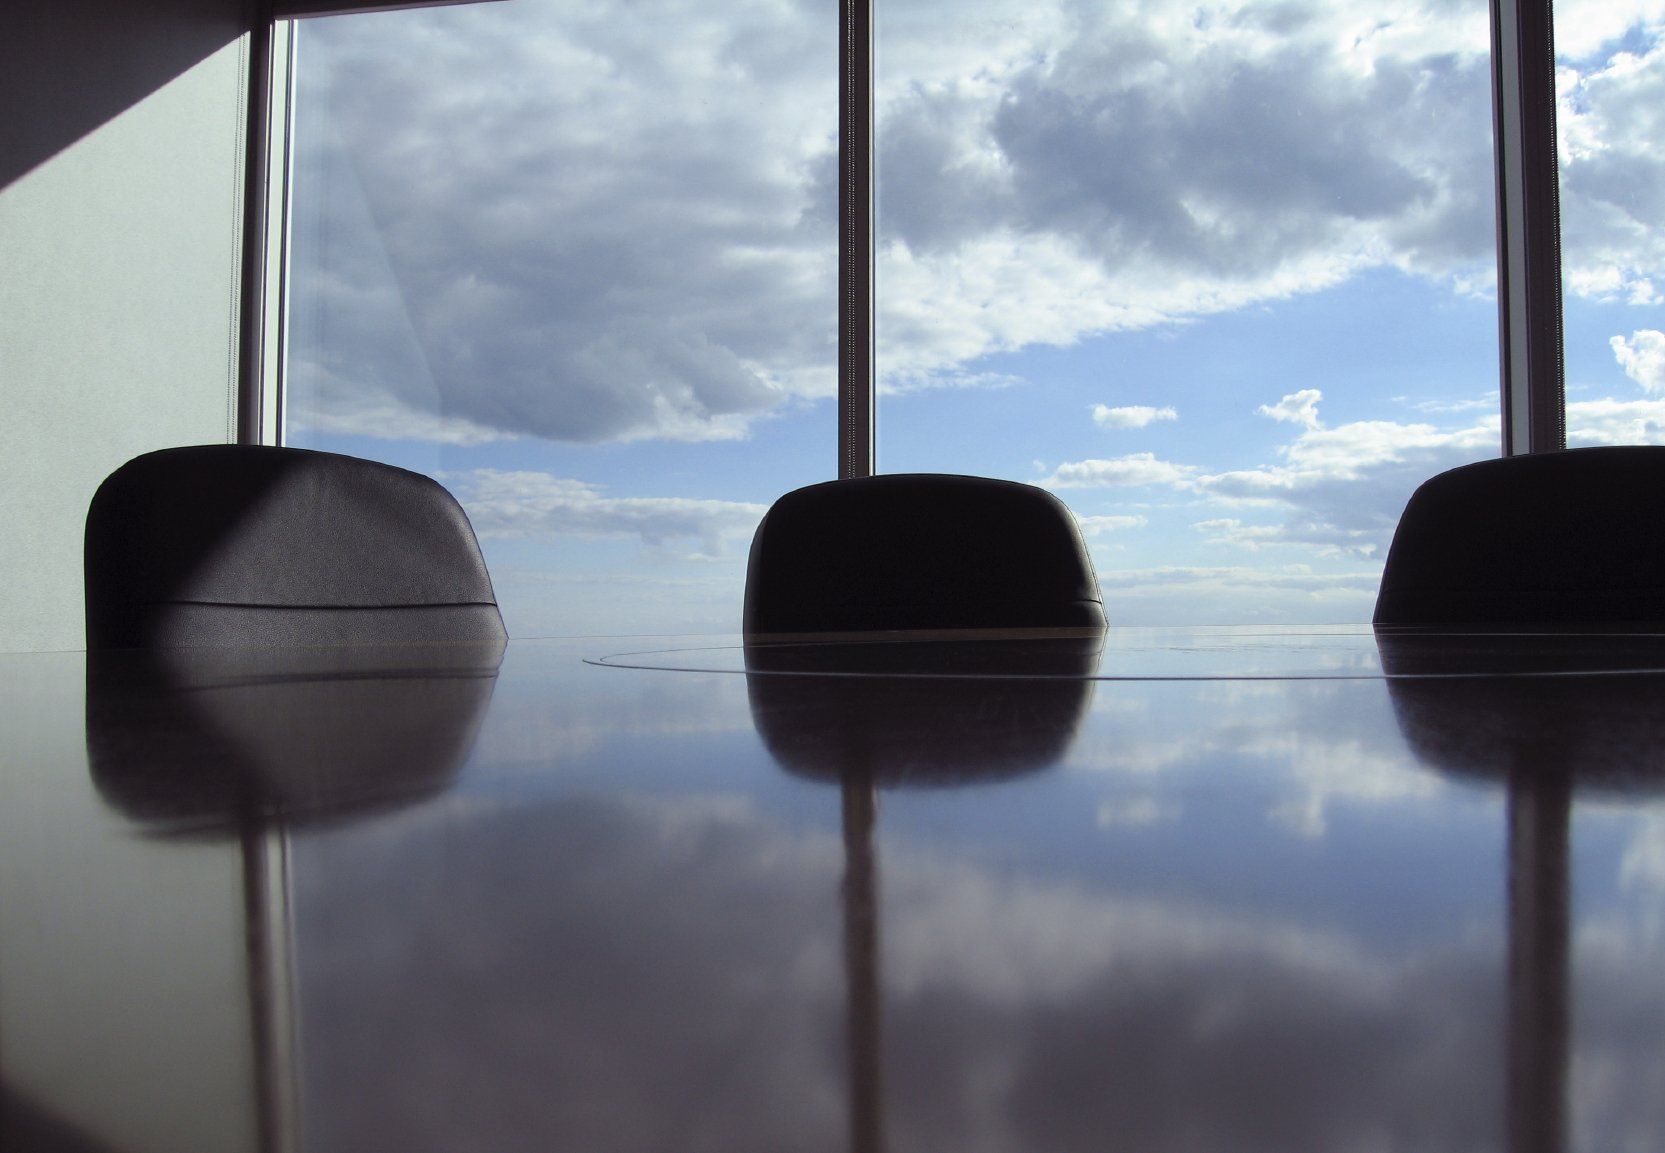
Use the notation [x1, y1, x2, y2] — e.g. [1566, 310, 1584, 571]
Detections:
[0, 0, 250, 653]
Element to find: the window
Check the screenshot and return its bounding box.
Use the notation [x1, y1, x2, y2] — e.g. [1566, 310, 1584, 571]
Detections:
[873, 1, 1500, 623]
[1555, 2, 1665, 446]
[276, 0, 1575, 631]
[284, 0, 835, 635]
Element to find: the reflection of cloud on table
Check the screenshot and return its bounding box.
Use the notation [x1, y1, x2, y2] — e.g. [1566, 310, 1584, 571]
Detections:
[466, 662, 755, 779]
[1096, 796, 1182, 829]
[1247, 732, 1445, 839]
[293, 784, 1665, 1153]
[1066, 677, 1453, 842]
[1619, 811, 1665, 896]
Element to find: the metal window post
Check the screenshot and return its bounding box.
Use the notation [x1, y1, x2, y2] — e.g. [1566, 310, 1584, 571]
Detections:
[839, 0, 875, 479]
[237, 0, 277, 446]
[1490, 0, 1566, 456]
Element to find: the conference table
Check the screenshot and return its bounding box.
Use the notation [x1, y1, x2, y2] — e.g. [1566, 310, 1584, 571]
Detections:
[2, 626, 1663, 1153]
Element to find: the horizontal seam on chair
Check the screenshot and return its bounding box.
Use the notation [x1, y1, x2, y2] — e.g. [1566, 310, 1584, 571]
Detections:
[119, 599, 501, 610]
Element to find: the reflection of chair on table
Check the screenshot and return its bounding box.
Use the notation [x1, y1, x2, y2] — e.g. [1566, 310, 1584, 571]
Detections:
[1376, 446, 1665, 1153]
[1380, 652, 1665, 1153]
[747, 640, 1097, 1153]
[83, 640, 504, 1153]
[87, 642, 504, 829]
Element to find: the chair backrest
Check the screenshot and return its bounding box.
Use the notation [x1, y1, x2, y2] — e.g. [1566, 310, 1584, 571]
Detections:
[86, 445, 507, 648]
[1374, 446, 1665, 626]
[743, 473, 1105, 634]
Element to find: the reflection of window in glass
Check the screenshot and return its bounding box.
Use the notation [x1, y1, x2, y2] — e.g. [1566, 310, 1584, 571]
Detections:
[1554, 2, 1665, 448]
[874, 1, 1501, 625]
[285, 0, 835, 637]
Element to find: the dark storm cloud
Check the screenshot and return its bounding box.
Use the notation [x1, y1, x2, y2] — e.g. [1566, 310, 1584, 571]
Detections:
[995, 53, 1424, 273]
[287, 0, 837, 445]
[878, 2, 1496, 280]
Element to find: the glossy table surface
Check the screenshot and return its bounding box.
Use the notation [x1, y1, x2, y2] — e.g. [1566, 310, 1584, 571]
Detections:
[3, 627, 1664, 1153]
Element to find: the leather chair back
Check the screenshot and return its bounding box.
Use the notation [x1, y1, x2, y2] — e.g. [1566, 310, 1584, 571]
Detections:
[86, 446, 506, 648]
[1375, 447, 1665, 625]
[743, 473, 1105, 634]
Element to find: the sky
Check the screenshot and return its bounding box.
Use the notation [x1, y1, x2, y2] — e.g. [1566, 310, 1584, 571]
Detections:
[284, 0, 1665, 636]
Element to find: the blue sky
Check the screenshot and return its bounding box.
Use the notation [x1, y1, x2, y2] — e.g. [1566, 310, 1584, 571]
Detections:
[284, 0, 1665, 637]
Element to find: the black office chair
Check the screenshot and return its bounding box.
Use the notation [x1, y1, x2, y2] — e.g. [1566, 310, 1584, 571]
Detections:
[743, 473, 1106, 634]
[86, 445, 507, 648]
[1373, 447, 1665, 626]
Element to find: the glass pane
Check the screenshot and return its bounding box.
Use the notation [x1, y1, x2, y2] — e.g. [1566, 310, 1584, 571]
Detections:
[285, 0, 836, 637]
[874, 0, 1501, 624]
[1556, 1, 1665, 446]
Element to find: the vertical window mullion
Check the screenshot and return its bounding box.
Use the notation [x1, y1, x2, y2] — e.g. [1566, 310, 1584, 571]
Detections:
[237, 0, 277, 445]
[265, 21, 297, 446]
[1490, 0, 1566, 456]
[839, 0, 875, 479]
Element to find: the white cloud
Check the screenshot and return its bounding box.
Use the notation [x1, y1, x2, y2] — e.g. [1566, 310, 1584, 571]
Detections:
[1092, 404, 1178, 429]
[1553, 0, 1665, 59]
[1194, 518, 1290, 552]
[1094, 565, 1382, 625]
[454, 469, 766, 557]
[1567, 396, 1665, 445]
[1051, 390, 1498, 564]
[880, 368, 1025, 394]
[1075, 513, 1148, 536]
[1611, 330, 1665, 393]
[1187, 391, 1498, 558]
[872, 230, 1188, 379]
[1275, 416, 1497, 476]
[1041, 453, 1200, 489]
[1095, 565, 1379, 593]
[1557, 29, 1665, 301]
[1404, 392, 1496, 415]
[289, 384, 520, 447]
[1257, 389, 1323, 430]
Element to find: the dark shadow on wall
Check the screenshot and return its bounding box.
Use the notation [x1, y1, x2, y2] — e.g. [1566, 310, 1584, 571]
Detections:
[0, 0, 246, 191]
